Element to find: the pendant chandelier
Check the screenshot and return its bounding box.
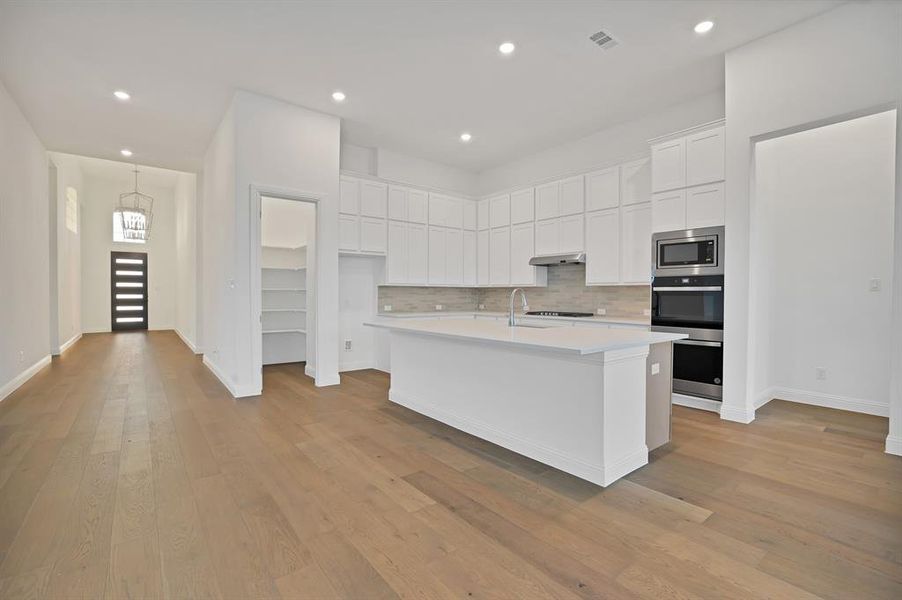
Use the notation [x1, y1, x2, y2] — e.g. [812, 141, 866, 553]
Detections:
[116, 166, 154, 241]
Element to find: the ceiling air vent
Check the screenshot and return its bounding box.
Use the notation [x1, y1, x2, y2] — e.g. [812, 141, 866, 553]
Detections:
[589, 29, 618, 50]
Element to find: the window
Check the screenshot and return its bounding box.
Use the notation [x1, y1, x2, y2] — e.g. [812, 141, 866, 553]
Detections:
[65, 187, 78, 233]
[113, 209, 147, 244]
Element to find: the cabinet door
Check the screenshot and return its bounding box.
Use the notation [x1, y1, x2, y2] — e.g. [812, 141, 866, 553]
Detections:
[510, 222, 535, 285]
[559, 176, 585, 216]
[339, 176, 359, 215]
[510, 188, 535, 224]
[686, 182, 724, 228]
[387, 186, 407, 221]
[428, 226, 446, 284]
[651, 138, 686, 192]
[386, 220, 407, 283]
[586, 167, 620, 212]
[535, 182, 559, 221]
[428, 194, 447, 226]
[407, 223, 428, 284]
[585, 209, 620, 284]
[490, 194, 510, 228]
[477, 229, 490, 285]
[360, 181, 388, 217]
[359, 217, 387, 253]
[445, 197, 464, 229]
[535, 218, 559, 256]
[477, 198, 491, 230]
[463, 201, 477, 231]
[651, 189, 687, 233]
[408, 189, 428, 223]
[463, 230, 477, 285]
[490, 227, 511, 285]
[621, 203, 652, 284]
[621, 157, 651, 206]
[445, 228, 463, 285]
[686, 126, 725, 187]
[339, 214, 359, 252]
[559, 214, 584, 253]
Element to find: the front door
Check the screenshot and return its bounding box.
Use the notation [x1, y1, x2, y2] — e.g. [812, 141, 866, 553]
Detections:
[110, 251, 148, 331]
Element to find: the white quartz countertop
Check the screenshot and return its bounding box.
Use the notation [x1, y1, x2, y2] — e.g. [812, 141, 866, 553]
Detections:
[376, 311, 651, 328]
[365, 317, 685, 355]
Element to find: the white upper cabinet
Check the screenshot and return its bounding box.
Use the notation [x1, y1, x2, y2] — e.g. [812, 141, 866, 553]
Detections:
[428, 226, 446, 285]
[339, 176, 360, 215]
[535, 182, 559, 221]
[360, 180, 388, 218]
[651, 189, 687, 233]
[489, 194, 510, 228]
[621, 203, 652, 284]
[559, 176, 584, 216]
[339, 214, 359, 252]
[651, 138, 686, 193]
[686, 182, 725, 228]
[559, 214, 584, 253]
[445, 197, 464, 229]
[428, 194, 447, 227]
[408, 189, 428, 223]
[586, 166, 620, 212]
[510, 222, 545, 286]
[621, 157, 651, 206]
[535, 218, 559, 256]
[585, 208, 620, 285]
[686, 126, 725, 187]
[445, 228, 463, 285]
[477, 229, 489, 285]
[386, 220, 407, 283]
[463, 230, 477, 285]
[359, 217, 387, 253]
[477, 198, 490, 230]
[510, 188, 535, 224]
[463, 201, 477, 231]
[489, 227, 511, 285]
[407, 223, 428, 284]
[388, 185, 407, 221]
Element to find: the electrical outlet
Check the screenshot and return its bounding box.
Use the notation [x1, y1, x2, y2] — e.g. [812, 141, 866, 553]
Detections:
[383, 304, 392, 312]
[17, 350, 24, 363]
[478, 304, 485, 310]
[435, 304, 443, 311]
[596, 308, 606, 316]
[344, 340, 352, 351]
[869, 278, 881, 292]
[815, 367, 827, 381]
[643, 308, 651, 316]
[650, 362, 660, 375]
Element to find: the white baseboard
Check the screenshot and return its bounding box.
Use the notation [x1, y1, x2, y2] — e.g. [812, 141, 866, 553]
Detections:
[754, 387, 776, 409]
[174, 328, 199, 353]
[54, 332, 82, 355]
[305, 362, 340, 387]
[672, 392, 721, 414]
[0, 354, 52, 403]
[202, 355, 260, 398]
[304, 363, 315, 378]
[339, 360, 375, 373]
[719, 404, 756, 424]
[886, 435, 902, 456]
[770, 386, 889, 417]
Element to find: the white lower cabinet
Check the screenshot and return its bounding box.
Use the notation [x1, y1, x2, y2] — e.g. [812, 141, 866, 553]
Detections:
[621, 203, 652, 284]
[463, 230, 477, 285]
[651, 189, 686, 233]
[585, 209, 620, 285]
[477, 230, 489, 285]
[407, 223, 428, 284]
[490, 227, 510, 285]
[339, 215, 359, 252]
[686, 182, 724, 228]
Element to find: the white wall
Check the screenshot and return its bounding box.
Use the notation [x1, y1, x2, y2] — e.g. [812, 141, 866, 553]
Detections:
[49, 153, 83, 352]
[175, 171, 198, 350]
[753, 111, 896, 415]
[722, 1, 902, 424]
[475, 90, 725, 196]
[338, 255, 382, 372]
[81, 176, 177, 332]
[0, 80, 50, 399]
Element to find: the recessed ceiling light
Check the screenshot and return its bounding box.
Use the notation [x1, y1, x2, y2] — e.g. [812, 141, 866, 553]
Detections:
[459, 132, 472, 143]
[120, 149, 133, 157]
[113, 90, 131, 101]
[498, 42, 515, 55]
[694, 20, 714, 34]
[332, 91, 346, 102]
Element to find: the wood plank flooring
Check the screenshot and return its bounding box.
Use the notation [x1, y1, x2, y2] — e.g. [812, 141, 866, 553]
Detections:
[0, 330, 899, 599]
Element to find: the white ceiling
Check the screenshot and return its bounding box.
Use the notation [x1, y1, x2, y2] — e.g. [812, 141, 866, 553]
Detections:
[62, 153, 184, 189]
[1, 1, 839, 173]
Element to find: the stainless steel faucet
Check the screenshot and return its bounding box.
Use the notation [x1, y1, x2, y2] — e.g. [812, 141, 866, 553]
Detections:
[508, 288, 529, 326]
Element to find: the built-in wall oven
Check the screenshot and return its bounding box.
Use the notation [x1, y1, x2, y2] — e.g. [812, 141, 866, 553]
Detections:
[651, 226, 725, 401]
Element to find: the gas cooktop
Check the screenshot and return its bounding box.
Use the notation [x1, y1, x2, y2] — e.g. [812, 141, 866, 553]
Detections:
[525, 311, 594, 318]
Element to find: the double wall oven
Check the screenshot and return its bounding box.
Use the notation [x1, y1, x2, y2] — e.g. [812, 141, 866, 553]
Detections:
[651, 226, 724, 401]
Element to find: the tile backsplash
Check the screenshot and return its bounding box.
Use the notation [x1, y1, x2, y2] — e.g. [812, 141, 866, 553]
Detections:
[378, 264, 650, 319]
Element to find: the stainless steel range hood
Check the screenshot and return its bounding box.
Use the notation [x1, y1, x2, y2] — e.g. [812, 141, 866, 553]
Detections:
[528, 252, 586, 266]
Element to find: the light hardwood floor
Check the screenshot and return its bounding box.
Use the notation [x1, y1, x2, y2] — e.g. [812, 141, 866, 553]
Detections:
[0, 331, 900, 599]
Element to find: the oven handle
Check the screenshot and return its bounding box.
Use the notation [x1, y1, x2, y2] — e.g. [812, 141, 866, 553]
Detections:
[652, 286, 723, 292]
[674, 339, 723, 348]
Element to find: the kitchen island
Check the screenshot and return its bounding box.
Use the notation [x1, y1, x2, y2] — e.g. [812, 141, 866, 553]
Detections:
[365, 317, 685, 486]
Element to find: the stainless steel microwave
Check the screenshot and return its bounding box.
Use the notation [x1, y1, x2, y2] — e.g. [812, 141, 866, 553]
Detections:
[652, 226, 724, 277]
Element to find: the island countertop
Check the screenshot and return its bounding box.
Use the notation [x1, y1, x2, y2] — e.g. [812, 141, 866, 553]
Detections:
[365, 317, 685, 355]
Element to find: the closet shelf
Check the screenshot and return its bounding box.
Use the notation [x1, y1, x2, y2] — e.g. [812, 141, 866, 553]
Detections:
[262, 328, 306, 335]
[263, 266, 306, 271]
[262, 287, 306, 292]
[262, 308, 307, 313]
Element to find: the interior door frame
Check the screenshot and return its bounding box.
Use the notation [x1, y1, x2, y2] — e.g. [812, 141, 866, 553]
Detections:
[249, 184, 323, 392]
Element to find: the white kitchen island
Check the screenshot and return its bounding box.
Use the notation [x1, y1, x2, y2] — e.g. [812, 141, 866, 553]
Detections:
[365, 318, 686, 487]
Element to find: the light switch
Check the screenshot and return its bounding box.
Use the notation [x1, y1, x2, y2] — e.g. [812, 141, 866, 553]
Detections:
[869, 278, 881, 292]
[383, 304, 392, 312]
[651, 362, 660, 375]
[435, 304, 443, 311]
